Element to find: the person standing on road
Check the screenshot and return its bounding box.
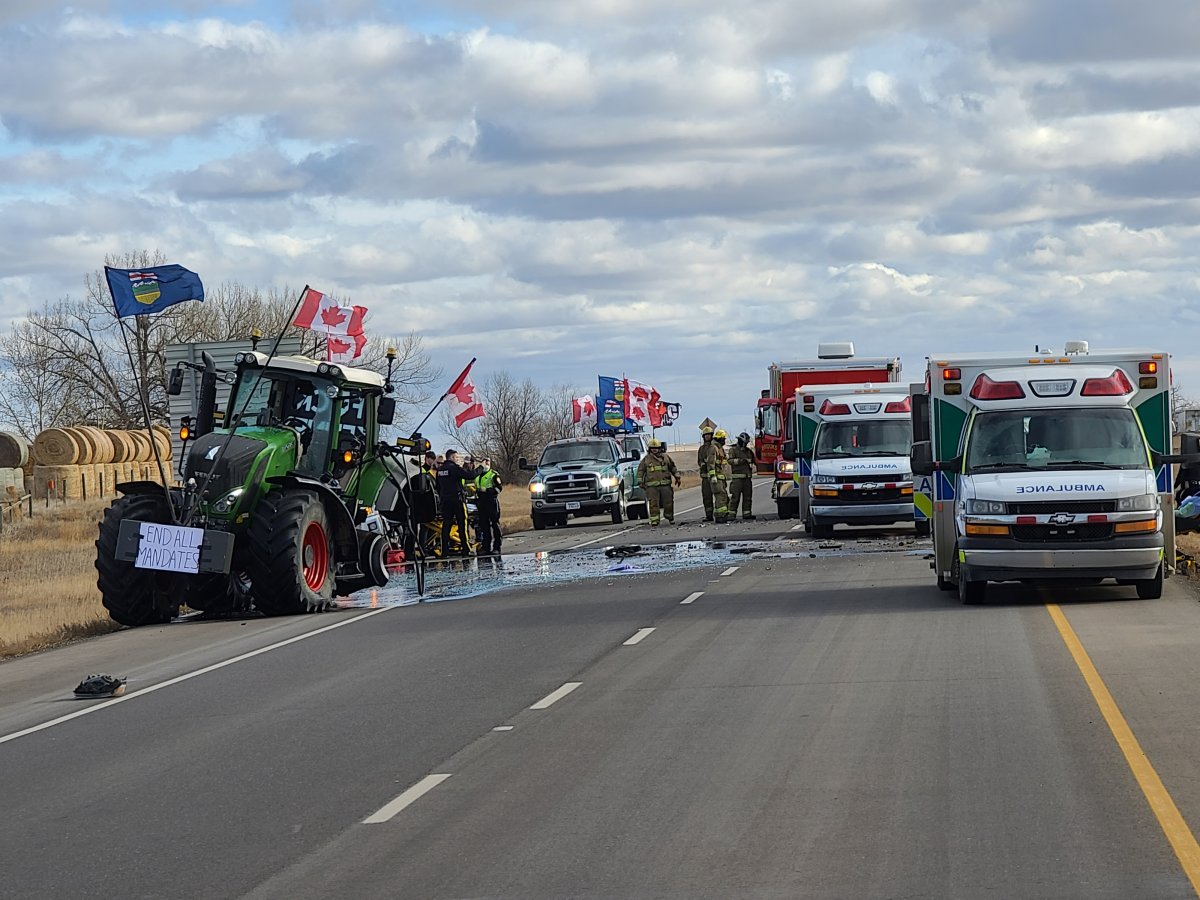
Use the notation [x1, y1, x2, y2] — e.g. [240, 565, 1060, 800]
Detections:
[473, 457, 504, 555]
[727, 432, 757, 520]
[710, 429, 731, 523]
[637, 438, 682, 526]
[437, 449, 475, 556]
[697, 426, 717, 521]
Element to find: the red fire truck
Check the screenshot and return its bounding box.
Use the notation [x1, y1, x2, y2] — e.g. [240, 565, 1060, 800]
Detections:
[755, 343, 902, 517]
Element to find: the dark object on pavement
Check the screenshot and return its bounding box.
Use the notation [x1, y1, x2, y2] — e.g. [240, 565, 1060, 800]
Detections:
[73, 674, 127, 698]
[604, 544, 644, 559]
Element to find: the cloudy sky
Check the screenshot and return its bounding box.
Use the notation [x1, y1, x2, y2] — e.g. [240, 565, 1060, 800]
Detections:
[3, 0, 1200, 441]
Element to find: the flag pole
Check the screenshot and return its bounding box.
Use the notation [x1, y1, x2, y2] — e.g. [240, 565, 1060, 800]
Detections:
[181, 285, 310, 524]
[411, 357, 475, 437]
[112, 306, 178, 523]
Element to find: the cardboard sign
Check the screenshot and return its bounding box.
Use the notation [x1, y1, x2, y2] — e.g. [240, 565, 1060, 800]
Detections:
[135, 521, 203, 574]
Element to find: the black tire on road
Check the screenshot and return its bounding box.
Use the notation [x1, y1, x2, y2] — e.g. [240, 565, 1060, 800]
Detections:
[183, 574, 233, 614]
[777, 497, 798, 520]
[611, 491, 625, 524]
[812, 521, 835, 539]
[532, 511, 547, 531]
[955, 555, 986, 605]
[95, 494, 181, 627]
[1136, 563, 1164, 599]
[914, 519, 931, 537]
[246, 490, 334, 616]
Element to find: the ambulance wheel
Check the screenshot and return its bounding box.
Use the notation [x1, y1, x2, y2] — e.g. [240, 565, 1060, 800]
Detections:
[532, 512, 547, 531]
[812, 521, 834, 540]
[914, 520, 931, 537]
[1135, 564, 1164, 600]
[937, 573, 955, 592]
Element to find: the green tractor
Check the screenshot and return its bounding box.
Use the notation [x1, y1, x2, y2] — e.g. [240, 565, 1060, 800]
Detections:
[95, 349, 434, 626]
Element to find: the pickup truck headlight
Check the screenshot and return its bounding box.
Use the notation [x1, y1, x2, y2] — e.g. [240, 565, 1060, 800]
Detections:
[965, 499, 1006, 515]
[599, 475, 620, 489]
[529, 481, 546, 494]
[1117, 494, 1158, 512]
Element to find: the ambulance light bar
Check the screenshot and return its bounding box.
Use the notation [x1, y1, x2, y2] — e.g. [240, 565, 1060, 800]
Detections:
[969, 374, 1026, 401]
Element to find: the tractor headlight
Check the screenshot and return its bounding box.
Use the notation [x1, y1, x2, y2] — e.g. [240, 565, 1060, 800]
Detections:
[965, 499, 1007, 515]
[599, 475, 620, 489]
[529, 481, 546, 494]
[1117, 494, 1158, 512]
[211, 488, 244, 514]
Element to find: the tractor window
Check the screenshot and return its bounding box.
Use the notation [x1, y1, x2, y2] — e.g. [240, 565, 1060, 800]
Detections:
[336, 391, 373, 448]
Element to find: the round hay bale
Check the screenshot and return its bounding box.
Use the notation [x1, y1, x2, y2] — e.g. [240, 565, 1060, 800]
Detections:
[33, 428, 82, 466]
[66, 427, 97, 465]
[154, 431, 173, 461]
[0, 431, 30, 468]
[86, 427, 116, 465]
[129, 431, 152, 462]
[106, 430, 132, 463]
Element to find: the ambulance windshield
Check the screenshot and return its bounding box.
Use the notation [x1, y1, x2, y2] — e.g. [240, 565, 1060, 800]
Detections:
[814, 420, 911, 459]
[966, 407, 1148, 472]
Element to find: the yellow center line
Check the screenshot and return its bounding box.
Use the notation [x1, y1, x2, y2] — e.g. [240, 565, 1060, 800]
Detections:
[1047, 603, 1200, 896]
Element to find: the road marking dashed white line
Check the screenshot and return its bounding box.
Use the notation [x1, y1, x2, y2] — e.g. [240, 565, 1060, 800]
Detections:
[530, 682, 582, 709]
[363, 774, 452, 824]
[492, 725, 514, 732]
[680, 591, 704, 605]
[623, 628, 655, 645]
[0, 606, 393, 748]
[720, 566, 740, 576]
[569, 526, 641, 550]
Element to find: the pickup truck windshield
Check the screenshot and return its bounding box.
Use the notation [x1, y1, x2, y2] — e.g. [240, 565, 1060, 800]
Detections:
[540, 443, 615, 465]
[966, 407, 1148, 472]
[815, 420, 911, 459]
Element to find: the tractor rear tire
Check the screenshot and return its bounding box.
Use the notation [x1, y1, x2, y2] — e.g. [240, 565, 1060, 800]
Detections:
[95, 494, 181, 627]
[246, 490, 334, 616]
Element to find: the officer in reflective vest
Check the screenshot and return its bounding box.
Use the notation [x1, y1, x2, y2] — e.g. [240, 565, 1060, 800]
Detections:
[637, 438, 682, 525]
[473, 458, 504, 555]
[697, 426, 717, 521]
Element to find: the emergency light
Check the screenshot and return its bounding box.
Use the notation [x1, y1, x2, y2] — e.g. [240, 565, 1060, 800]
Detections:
[885, 397, 911, 413]
[1080, 369, 1134, 396]
[969, 374, 1026, 401]
[819, 400, 851, 415]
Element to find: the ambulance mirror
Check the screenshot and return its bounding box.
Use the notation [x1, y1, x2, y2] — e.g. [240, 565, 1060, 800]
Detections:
[911, 441, 934, 476]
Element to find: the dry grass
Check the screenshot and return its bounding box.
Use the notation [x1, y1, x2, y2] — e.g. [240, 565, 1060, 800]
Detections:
[0, 500, 117, 659]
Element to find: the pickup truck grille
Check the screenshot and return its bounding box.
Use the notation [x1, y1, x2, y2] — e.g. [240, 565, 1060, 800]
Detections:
[1009, 500, 1117, 514]
[1011, 523, 1113, 542]
[544, 472, 600, 502]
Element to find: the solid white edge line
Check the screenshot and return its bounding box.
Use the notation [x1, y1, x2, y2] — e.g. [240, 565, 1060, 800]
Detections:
[530, 681, 582, 709]
[362, 773, 452, 824]
[623, 627, 655, 646]
[721, 566, 740, 576]
[0, 606, 394, 747]
[680, 591, 704, 605]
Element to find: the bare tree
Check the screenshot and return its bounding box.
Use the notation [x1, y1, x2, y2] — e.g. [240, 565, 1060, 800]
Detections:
[0, 256, 439, 433]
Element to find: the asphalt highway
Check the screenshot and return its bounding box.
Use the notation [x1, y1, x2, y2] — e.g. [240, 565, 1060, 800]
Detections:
[5, 476, 1200, 898]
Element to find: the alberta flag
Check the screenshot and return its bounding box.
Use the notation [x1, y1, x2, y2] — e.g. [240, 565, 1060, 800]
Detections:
[105, 265, 205, 317]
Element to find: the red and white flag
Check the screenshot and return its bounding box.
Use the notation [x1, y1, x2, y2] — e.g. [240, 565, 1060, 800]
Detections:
[294, 287, 366, 338]
[624, 379, 654, 426]
[327, 332, 368, 365]
[572, 394, 597, 425]
[447, 358, 485, 427]
[648, 388, 664, 428]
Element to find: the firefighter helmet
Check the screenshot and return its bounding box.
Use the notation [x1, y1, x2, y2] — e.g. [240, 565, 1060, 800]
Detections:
[701, 426, 715, 438]
[648, 438, 664, 450]
[714, 428, 728, 440]
[737, 431, 751, 444]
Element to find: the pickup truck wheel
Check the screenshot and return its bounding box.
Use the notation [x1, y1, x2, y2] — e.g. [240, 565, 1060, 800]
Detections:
[611, 491, 625, 524]
[532, 511, 547, 531]
[1135, 564, 1164, 600]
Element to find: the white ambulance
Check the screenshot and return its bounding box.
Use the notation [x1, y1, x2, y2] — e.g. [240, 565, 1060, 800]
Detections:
[783, 384, 919, 538]
[911, 343, 1176, 604]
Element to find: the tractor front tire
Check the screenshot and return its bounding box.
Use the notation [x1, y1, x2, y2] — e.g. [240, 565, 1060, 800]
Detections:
[95, 494, 181, 627]
[246, 490, 334, 616]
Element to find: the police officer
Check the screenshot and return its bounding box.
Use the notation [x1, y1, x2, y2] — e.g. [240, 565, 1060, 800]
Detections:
[697, 426, 717, 521]
[473, 457, 504, 555]
[727, 431, 757, 520]
[437, 449, 475, 556]
[711, 429, 731, 523]
[637, 438, 682, 525]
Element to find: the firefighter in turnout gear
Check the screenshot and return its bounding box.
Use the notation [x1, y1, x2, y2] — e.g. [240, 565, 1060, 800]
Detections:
[637, 438, 682, 525]
[698, 428, 731, 523]
[697, 426, 717, 521]
[727, 432, 757, 520]
[473, 458, 503, 555]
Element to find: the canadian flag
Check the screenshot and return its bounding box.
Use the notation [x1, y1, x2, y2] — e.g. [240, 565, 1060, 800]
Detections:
[625, 379, 654, 425]
[572, 394, 597, 425]
[447, 358, 485, 427]
[648, 388, 664, 428]
[327, 332, 368, 365]
[294, 287, 366, 337]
